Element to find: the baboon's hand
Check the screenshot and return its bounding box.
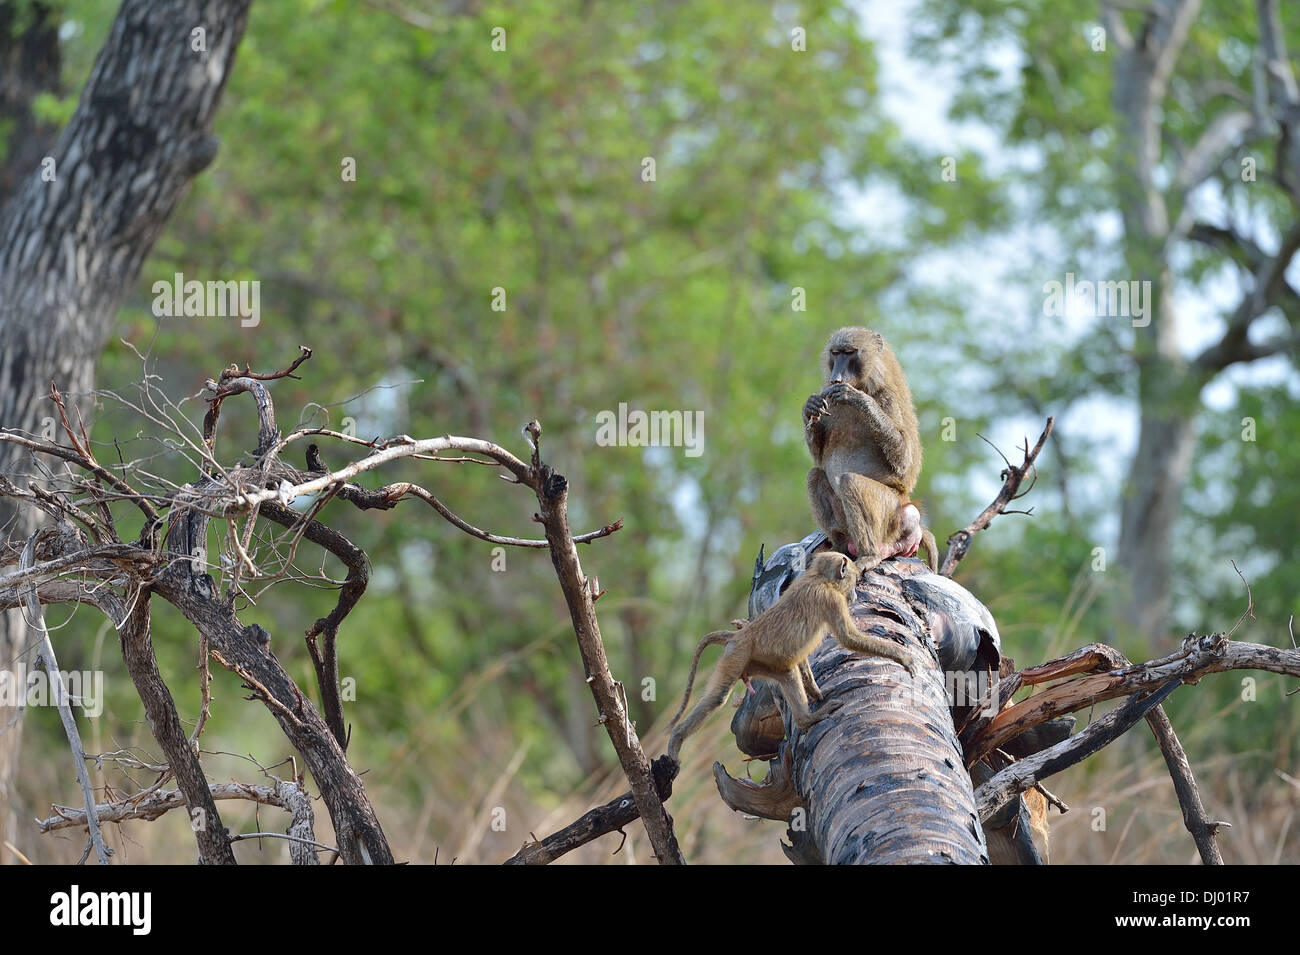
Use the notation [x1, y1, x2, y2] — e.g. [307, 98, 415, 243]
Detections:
[824, 381, 870, 408]
[802, 392, 829, 425]
[854, 553, 884, 574]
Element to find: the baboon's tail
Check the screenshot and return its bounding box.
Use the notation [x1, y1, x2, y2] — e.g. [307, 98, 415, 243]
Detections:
[667, 629, 735, 730]
[921, 526, 940, 572]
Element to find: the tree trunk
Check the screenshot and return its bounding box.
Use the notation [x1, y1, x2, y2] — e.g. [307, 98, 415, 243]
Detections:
[0, 0, 250, 862]
[1117, 401, 1198, 638]
[787, 614, 989, 865]
[1112, 259, 1200, 642]
[721, 538, 1003, 864]
[1108, 1, 1202, 643]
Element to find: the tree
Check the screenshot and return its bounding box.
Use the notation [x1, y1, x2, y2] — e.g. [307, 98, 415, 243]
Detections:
[0, 348, 693, 863]
[0, 0, 250, 861]
[915, 0, 1300, 642]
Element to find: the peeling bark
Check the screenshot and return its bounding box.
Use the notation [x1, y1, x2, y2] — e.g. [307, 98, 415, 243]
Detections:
[725, 557, 992, 865]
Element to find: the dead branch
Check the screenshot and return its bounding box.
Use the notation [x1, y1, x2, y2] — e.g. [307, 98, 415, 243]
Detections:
[38, 778, 320, 863]
[190, 629, 212, 746]
[975, 679, 1182, 821]
[960, 621, 1300, 863]
[117, 587, 236, 863]
[2, 347, 680, 865]
[504, 756, 679, 864]
[965, 632, 1300, 766]
[940, 416, 1054, 576]
[17, 535, 111, 864]
[1146, 705, 1227, 864]
[380, 480, 624, 547]
[521, 420, 684, 864]
[259, 500, 365, 748]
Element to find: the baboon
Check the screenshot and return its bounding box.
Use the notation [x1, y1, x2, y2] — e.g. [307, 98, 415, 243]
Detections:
[666, 551, 917, 761]
[804, 327, 938, 571]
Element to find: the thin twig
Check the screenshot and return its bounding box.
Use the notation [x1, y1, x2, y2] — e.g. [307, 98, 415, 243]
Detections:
[1226, 559, 1255, 637]
[19, 535, 111, 865]
[940, 417, 1054, 577]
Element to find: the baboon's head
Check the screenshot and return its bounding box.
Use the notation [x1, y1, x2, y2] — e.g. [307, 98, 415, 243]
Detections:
[821, 326, 887, 391]
[809, 550, 859, 596]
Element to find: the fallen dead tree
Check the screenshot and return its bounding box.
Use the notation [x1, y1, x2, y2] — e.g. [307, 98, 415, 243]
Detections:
[721, 556, 992, 864]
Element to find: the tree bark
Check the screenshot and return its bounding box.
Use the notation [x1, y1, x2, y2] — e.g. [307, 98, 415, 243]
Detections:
[787, 626, 988, 864]
[0, 0, 250, 863]
[723, 547, 999, 864]
[1117, 397, 1198, 638]
[118, 591, 238, 864]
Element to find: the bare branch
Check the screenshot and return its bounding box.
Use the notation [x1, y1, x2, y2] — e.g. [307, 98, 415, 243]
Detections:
[18, 535, 111, 864]
[504, 756, 679, 864]
[967, 633, 1300, 770]
[940, 417, 1054, 576]
[117, 586, 236, 863]
[1195, 220, 1300, 371]
[523, 420, 684, 864]
[1146, 706, 1226, 864]
[975, 680, 1181, 821]
[383, 481, 624, 547]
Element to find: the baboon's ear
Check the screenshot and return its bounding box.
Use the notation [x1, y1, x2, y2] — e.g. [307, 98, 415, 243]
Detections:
[838, 556, 850, 580]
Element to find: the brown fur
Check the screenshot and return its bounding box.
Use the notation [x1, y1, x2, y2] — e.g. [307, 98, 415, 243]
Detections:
[804, 327, 938, 571]
[666, 551, 917, 761]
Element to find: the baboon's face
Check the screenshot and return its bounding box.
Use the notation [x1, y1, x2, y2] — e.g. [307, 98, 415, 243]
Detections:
[822, 327, 883, 391]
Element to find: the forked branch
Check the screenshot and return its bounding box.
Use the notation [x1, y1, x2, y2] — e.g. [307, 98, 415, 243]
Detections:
[940, 417, 1054, 576]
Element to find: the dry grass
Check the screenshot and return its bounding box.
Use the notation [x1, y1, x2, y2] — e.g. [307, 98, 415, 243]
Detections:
[10, 676, 1296, 866]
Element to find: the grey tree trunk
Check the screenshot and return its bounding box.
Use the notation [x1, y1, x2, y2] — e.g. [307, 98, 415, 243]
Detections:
[1108, 0, 1203, 644]
[787, 615, 989, 865]
[720, 541, 1003, 864]
[0, 0, 251, 862]
[1106, 0, 1300, 643]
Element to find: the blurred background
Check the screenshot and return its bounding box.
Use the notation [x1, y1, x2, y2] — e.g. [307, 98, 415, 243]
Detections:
[4, 0, 1297, 863]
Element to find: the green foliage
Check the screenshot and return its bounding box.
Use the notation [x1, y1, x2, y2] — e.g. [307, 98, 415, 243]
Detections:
[71, 0, 914, 801]
[22, 0, 1296, 862]
[911, 0, 1300, 790]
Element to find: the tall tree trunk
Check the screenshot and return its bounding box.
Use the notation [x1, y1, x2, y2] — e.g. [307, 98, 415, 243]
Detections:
[1109, 0, 1203, 644]
[1117, 391, 1199, 639]
[1114, 262, 1201, 642]
[0, 0, 251, 862]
